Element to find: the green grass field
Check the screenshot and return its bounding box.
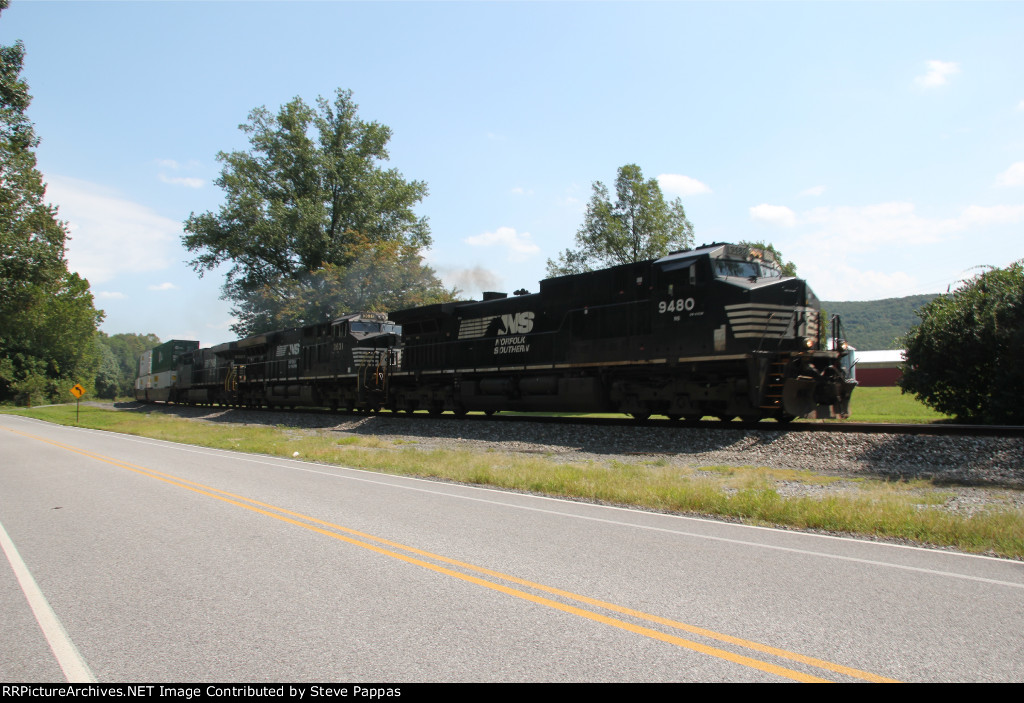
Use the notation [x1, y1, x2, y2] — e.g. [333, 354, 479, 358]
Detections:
[502, 386, 953, 424]
[842, 386, 953, 423]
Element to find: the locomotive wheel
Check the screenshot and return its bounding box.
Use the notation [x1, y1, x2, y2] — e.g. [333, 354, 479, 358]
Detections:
[630, 412, 651, 421]
[683, 415, 702, 424]
[484, 409, 497, 416]
[717, 415, 735, 422]
[666, 414, 681, 422]
[429, 407, 443, 416]
[453, 408, 468, 418]
[775, 412, 795, 424]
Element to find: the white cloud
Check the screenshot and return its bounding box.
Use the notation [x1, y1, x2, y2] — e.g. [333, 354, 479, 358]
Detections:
[799, 260, 922, 302]
[1016, 99, 1024, 112]
[464, 226, 541, 262]
[995, 162, 1024, 187]
[510, 186, 534, 196]
[749, 204, 797, 227]
[960, 204, 1024, 224]
[657, 173, 712, 197]
[95, 291, 125, 299]
[561, 195, 584, 212]
[148, 282, 178, 291]
[158, 173, 204, 189]
[44, 175, 180, 284]
[784, 200, 1024, 300]
[156, 158, 204, 188]
[915, 60, 960, 88]
[791, 201, 1024, 254]
[800, 202, 961, 247]
[799, 185, 826, 197]
[752, 200, 1024, 255]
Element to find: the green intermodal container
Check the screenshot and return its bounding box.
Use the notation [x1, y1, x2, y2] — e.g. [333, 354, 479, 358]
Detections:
[150, 339, 200, 374]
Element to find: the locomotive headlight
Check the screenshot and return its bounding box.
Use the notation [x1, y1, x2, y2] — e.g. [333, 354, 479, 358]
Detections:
[802, 336, 815, 349]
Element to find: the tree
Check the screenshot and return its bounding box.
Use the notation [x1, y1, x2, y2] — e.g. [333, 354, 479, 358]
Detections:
[546, 164, 694, 276]
[1, 2, 103, 405]
[94, 332, 161, 398]
[231, 234, 454, 334]
[182, 89, 452, 337]
[737, 240, 798, 277]
[899, 261, 1024, 424]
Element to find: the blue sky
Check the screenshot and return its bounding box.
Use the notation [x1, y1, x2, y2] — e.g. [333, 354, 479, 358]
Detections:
[3, 1, 1023, 346]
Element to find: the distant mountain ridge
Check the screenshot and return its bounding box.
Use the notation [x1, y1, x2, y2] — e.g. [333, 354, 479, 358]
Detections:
[821, 294, 938, 351]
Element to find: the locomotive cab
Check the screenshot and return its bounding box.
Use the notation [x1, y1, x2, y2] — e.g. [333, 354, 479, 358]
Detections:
[330, 312, 402, 370]
[651, 243, 855, 419]
[327, 312, 402, 409]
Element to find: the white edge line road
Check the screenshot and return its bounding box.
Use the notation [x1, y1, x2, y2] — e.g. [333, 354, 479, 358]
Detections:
[0, 516, 97, 683]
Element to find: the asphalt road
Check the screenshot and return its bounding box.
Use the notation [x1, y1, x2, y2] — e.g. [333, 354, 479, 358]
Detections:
[2, 413, 1022, 682]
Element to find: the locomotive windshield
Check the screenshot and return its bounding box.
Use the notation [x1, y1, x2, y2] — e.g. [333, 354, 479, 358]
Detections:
[350, 321, 402, 335]
[713, 259, 783, 279]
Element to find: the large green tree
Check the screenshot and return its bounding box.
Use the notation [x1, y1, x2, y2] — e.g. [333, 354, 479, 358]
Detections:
[183, 89, 452, 337]
[900, 261, 1024, 424]
[547, 163, 694, 276]
[1, 1, 103, 405]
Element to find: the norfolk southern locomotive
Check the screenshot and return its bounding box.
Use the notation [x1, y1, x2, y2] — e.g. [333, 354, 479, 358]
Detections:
[135, 243, 855, 421]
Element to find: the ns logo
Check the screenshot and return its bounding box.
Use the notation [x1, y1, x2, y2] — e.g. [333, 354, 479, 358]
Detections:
[497, 311, 535, 335]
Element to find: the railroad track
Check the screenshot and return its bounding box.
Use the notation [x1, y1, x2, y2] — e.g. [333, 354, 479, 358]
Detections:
[122, 401, 1024, 438]
[457, 412, 1024, 437]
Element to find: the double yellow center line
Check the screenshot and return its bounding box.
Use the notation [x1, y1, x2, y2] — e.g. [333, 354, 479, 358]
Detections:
[5, 426, 899, 683]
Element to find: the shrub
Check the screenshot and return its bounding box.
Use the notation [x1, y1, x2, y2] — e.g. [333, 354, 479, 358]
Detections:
[900, 261, 1024, 424]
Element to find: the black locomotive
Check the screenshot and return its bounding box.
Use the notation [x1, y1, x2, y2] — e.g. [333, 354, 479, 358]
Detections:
[135, 243, 855, 421]
[135, 312, 401, 411]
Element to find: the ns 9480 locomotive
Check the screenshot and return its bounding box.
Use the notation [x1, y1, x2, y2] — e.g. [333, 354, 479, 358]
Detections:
[135, 243, 855, 422]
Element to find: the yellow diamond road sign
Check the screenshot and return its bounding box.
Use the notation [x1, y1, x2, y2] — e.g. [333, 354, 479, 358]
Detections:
[70, 384, 85, 399]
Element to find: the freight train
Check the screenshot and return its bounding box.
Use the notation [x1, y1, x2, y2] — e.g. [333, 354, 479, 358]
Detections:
[135, 243, 856, 422]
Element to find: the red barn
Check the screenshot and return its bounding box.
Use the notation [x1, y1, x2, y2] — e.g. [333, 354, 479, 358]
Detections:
[853, 350, 904, 387]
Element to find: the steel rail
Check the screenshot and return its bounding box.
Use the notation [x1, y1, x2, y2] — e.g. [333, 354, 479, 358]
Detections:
[123, 401, 1024, 438]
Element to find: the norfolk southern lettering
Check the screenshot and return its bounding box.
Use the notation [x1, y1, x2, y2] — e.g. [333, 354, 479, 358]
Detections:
[494, 335, 530, 355]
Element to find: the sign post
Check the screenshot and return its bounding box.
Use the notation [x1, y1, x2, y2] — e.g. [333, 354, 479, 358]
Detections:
[69, 383, 85, 423]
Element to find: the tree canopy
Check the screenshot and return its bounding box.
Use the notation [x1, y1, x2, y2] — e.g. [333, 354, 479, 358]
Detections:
[183, 89, 453, 337]
[546, 164, 694, 276]
[1, 2, 103, 405]
[94, 332, 161, 399]
[900, 261, 1024, 424]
